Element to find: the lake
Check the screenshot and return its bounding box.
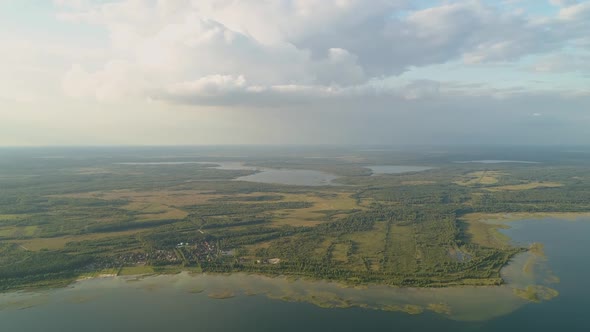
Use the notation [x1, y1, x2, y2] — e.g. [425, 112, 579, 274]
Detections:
[368, 165, 433, 175]
[455, 160, 539, 164]
[2, 217, 589, 331]
[117, 161, 340, 186]
[116, 162, 438, 185]
[203, 162, 340, 186]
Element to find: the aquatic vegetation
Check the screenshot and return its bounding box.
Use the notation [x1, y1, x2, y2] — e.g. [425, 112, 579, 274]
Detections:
[0, 294, 49, 311]
[188, 287, 204, 294]
[207, 290, 235, 299]
[528, 243, 546, 257]
[544, 274, 560, 284]
[382, 304, 424, 315]
[427, 303, 452, 315]
[513, 286, 559, 303]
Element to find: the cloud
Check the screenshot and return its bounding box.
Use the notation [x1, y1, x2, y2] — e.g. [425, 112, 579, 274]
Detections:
[531, 53, 590, 73]
[56, 0, 590, 105]
[63, 61, 154, 101]
[550, 0, 578, 6]
[53, 0, 90, 9]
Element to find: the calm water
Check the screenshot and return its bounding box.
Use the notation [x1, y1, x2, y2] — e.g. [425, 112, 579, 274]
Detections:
[115, 162, 208, 165]
[116, 161, 340, 186]
[236, 169, 339, 186]
[455, 160, 539, 164]
[116, 162, 438, 185]
[203, 162, 340, 186]
[2, 218, 589, 331]
[368, 165, 433, 175]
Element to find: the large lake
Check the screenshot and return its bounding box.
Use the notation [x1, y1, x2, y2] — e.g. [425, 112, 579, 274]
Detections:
[368, 165, 433, 175]
[117, 161, 340, 186]
[455, 160, 539, 164]
[116, 162, 435, 185]
[2, 217, 589, 331]
[205, 162, 341, 186]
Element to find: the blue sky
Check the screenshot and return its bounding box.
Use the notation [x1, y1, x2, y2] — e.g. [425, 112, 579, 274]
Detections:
[0, 0, 589, 146]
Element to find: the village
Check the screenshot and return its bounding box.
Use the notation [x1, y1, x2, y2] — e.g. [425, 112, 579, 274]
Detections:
[88, 238, 282, 271]
[105, 240, 224, 267]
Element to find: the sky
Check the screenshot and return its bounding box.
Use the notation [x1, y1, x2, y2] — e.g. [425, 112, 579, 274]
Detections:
[0, 0, 589, 146]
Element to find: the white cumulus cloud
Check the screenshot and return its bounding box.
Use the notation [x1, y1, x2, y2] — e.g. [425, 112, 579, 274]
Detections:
[56, 0, 590, 105]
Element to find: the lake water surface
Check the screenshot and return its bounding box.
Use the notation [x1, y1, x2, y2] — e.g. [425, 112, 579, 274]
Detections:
[116, 161, 340, 186]
[455, 160, 539, 164]
[235, 169, 339, 186]
[368, 165, 433, 175]
[117, 162, 438, 185]
[2, 217, 589, 331]
[204, 162, 340, 186]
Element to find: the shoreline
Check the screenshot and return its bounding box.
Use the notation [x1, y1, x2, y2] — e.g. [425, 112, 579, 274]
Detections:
[461, 211, 590, 224]
[6, 212, 589, 296]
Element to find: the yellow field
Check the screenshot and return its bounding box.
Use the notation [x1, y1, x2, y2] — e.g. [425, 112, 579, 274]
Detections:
[52, 189, 362, 228]
[0, 214, 30, 221]
[454, 171, 506, 186]
[331, 243, 350, 263]
[271, 192, 361, 227]
[240, 240, 274, 259]
[77, 268, 119, 279]
[485, 182, 563, 192]
[462, 212, 590, 224]
[122, 202, 188, 221]
[387, 225, 418, 272]
[401, 181, 436, 186]
[341, 222, 387, 272]
[53, 189, 222, 206]
[9, 229, 143, 251]
[0, 228, 13, 237]
[118, 265, 155, 276]
[0, 226, 39, 238]
[459, 216, 511, 249]
[313, 238, 334, 257]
